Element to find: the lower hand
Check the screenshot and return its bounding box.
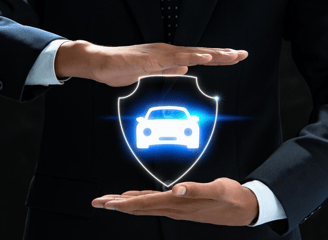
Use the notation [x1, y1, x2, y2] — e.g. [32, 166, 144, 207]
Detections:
[55, 41, 248, 87]
[91, 177, 259, 226]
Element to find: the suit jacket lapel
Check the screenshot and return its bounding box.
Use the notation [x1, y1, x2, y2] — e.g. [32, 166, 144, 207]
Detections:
[125, 0, 165, 43]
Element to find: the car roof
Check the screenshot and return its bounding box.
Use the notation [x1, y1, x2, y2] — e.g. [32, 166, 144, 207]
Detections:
[145, 106, 190, 118]
[147, 106, 188, 112]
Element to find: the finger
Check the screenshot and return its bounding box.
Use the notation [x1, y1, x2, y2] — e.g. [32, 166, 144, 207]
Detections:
[201, 60, 240, 66]
[200, 49, 247, 65]
[177, 47, 247, 63]
[174, 53, 213, 66]
[235, 50, 248, 61]
[122, 190, 160, 196]
[104, 191, 175, 211]
[92, 194, 136, 208]
[152, 53, 212, 70]
[218, 50, 248, 64]
[174, 46, 235, 54]
[172, 180, 224, 199]
[95, 194, 133, 199]
[190, 50, 244, 65]
[209, 50, 239, 64]
[143, 50, 245, 73]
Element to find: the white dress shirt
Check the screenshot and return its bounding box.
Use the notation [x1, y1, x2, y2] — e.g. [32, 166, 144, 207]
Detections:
[25, 39, 71, 86]
[25, 39, 288, 227]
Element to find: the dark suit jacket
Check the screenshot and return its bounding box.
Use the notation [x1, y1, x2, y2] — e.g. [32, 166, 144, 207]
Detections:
[0, 0, 327, 239]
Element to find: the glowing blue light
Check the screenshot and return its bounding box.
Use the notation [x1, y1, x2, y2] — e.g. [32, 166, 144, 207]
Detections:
[143, 128, 152, 136]
[118, 74, 220, 188]
[136, 106, 199, 149]
[184, 128, 192, 136]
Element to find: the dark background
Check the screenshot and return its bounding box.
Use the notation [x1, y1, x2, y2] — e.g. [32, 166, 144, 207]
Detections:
[0, 4, 327, 239]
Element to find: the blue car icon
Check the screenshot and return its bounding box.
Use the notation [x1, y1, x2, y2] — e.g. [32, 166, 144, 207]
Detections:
[136, 106, 199, 149]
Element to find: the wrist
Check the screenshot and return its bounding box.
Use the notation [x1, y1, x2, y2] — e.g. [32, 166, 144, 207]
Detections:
[55, 40, 96, 80]
[242, 187, 259, 225]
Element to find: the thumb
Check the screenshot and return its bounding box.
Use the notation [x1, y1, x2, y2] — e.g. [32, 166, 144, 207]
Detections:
[172, 181, 222, 199]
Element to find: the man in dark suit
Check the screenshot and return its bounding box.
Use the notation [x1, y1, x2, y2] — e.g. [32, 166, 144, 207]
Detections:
[0, 0, 327, 240]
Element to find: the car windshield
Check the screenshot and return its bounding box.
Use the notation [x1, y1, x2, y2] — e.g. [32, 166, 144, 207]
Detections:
[148, 109, 188, 120]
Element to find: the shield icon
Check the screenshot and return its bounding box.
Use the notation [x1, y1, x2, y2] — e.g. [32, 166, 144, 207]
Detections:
[118, 75, 218, 188]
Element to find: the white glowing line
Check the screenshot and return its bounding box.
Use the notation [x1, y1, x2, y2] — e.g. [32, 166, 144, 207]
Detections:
[118, 74, 219, 187]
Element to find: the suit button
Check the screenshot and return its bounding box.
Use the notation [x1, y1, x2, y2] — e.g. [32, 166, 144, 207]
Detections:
[313, 205, 322, 213]
[162, 180, 173, 191]
[0, 81, 3, 91]
[300, 217, 308, 224]
[300, 206, 321, 224]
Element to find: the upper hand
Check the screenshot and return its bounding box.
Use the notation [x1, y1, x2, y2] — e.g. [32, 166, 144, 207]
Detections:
[55, 41, 248, 87]
[91, 177, 259, 226]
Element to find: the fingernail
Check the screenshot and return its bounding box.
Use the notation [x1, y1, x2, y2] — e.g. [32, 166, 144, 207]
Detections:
[176, 186, 186, 196]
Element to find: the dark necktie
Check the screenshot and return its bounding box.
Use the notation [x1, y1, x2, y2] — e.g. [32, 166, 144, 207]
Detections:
[159, 0, 182, 44]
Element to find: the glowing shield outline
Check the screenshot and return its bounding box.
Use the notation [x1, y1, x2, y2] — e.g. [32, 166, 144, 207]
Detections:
[118, 75, 219, 187]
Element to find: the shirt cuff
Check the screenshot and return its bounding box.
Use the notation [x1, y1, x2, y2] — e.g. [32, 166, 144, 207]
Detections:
[25, 39, 72, 86]
[242, 180, 287, 227]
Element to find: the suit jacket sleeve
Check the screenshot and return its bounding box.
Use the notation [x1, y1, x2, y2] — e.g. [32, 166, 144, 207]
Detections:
[240, 0, 328, 236]
[0, 12, 66, 102]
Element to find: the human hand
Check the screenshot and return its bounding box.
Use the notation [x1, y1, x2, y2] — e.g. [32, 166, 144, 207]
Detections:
[91, 177, 259, 226]
[55, 41, 248, 87]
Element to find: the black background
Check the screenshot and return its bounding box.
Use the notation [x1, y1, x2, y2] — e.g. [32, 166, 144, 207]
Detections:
[0, 20, 327, 240]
